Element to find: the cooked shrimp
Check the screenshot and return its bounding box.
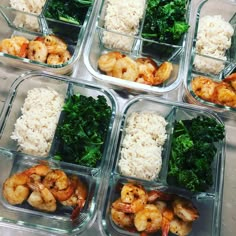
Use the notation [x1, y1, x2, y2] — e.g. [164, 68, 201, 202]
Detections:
[134, 204, 162, 233]
[47, 50, 71, 65]
[2, 173, 30, 205]
[172, 197, 199, 222]
[147, 190, 174, 203]
[136, 57, 158, 85]
[61, 175, 88, 220]
[27, 40, 48, 63]
[23, 164, 51, 177]
[119, 183, 148, 213]
[162, 207, 175, 236]
[112, 56, 139, 81]
[169, 217, 193, 236]
[154, 61, 173, 85]
[191, 76, 217, 101]
[98, 51, 123, 74]
[212, 83, 236, 107]
[111, 207, 134, 229]
[27, 182, 57, 212]
[44, 35, 67, 54]
[42, 169, 74, 201]
[224, 73, 236, 90]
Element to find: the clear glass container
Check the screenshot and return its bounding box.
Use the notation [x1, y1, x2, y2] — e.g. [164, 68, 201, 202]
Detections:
[99, 95, 226, 236]
[183, 0, 236, 115]
[0, 71, 118, 234]
[84, 0, 192, 94]
[0, 0, 99, 74]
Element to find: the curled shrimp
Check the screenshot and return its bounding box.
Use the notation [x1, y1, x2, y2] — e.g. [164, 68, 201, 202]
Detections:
[118, 183, 148, 213]
[47, 50, 71, 65]
[61, 175, 88, 220]
[27, 40, 48, 63]
[27, 182, 57, 212]
[154, 61, 173, 85]
[2, 173, 30, 205]
[169, 217, 193, 236]
[111, 207, 134, 229]
[42, 169, 74, 201]
[136, 57, 158, 85]
[134, 204, 162, 233]
[44, 35, 67, 54]
[224, 73, 236, 90]
[172, 197, 199, 222]
[112, 56, 139, 81]
[98, 51, 123, 74]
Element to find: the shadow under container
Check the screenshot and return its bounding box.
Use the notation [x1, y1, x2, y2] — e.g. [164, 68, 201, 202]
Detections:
[184, 0, 236, 116]
[0, 0, 99, 74]
[0, 71, 118, 235]
[99, 96, 225, 236]
[84, 0, 192, 95]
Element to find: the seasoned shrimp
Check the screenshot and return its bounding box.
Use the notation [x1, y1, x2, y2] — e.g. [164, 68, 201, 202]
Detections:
[134, 204, 162, 233]
[154, 61, 173, 85]
[42, 169, 74, 201]
[136, 57, 158, 85]
[191, 76, 217, 101]
[224, 73, 236, 90]
[47, 50, 71, 65]
[147, 190, 174, 203]
[111, 207, 134, 229]
[98, 51, 123, 74]
[119, 183, 148, 213]
[27, 40, 48, 63]
[61, 175, 88, 220]
[27, 182, 57, 212]
[44, 35, 67, 54]
[2, 173, 30, 205]
[112, 56, 139, 81]
[169, 217, 193, 236]
[172, 197, 199, 222]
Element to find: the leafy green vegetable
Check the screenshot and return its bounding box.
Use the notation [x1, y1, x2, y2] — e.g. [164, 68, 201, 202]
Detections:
[45, 0, 93, 25]
[54, 94, 112, 167]
[142, 0, 189, 44]
[168, 116, 225, 192]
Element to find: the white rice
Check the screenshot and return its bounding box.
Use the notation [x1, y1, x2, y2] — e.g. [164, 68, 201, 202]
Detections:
[103, 0, 146, 51]
[11, 88, 64, 157]
[194, 15, 234, 74]
[10, 0, 46, 31]
[118, 112, 167, 180]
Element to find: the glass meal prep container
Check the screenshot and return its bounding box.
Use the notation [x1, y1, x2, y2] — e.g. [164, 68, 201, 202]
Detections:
[84, 0, 192, 94]
[0, 0, 99, 74]
[183, 0, 236, 115]
[98, 96, 225, 236]
[0, 71, 118, 234]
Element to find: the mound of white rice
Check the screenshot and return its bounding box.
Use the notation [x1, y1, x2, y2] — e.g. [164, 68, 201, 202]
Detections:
[118, 112, 167, 180]
[194, 15, 234, 74]
[11, 87, 64, 157]
[103, 0, 146, 51]
[10, 0, 46, 31]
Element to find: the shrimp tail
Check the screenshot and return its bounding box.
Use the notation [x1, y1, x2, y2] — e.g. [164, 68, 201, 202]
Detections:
[161, 208, 174, 236]
[148, 190, 174, 203]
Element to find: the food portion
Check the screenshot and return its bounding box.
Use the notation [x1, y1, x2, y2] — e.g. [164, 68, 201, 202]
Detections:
[168, 116, 225, 192]
[142, 0, 189, 44]
[191, 73, 236, 108]
[111, 183, 199, 235]
[54, 94, 112, 168]
[118, 112, 168, 180]
[11, 87, 64, 157]
[9, 0, 46, 31]
[2, 163, 88, 220]
[194, 15, 234, 74]
[0, 35, 71, 65]
[98, 51, 173, 85]
[44, 0, 93, 25]
[102, 0, 146, 51]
